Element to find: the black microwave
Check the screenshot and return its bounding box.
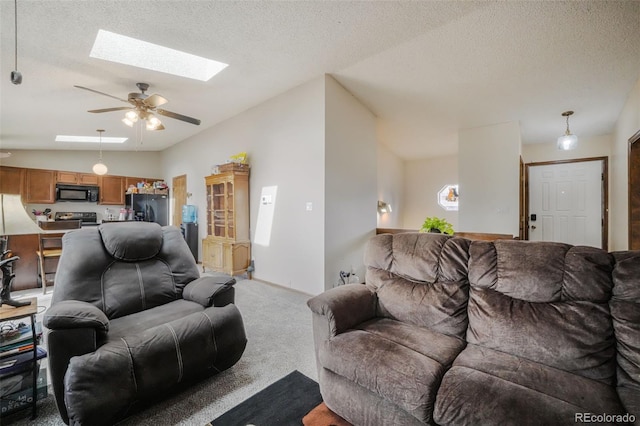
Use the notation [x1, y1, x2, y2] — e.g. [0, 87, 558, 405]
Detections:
[56, 184, 99, 202]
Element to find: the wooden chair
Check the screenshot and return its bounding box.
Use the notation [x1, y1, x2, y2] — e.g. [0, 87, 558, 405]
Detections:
[36, 220, 81, 294]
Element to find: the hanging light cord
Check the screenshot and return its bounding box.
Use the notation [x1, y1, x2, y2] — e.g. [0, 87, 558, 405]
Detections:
[98, 130, 104, 161]
[565, 114, 570, 135]
[14, 0, 18, 71]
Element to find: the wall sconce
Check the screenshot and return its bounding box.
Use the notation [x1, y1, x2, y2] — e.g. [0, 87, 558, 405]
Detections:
[377, 201, 392, 214]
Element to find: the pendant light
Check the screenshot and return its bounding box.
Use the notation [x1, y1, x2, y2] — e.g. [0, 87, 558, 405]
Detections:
[10, 0, 22, 85]
[557, 110, 578, 151]
[92, 129, 108, 175]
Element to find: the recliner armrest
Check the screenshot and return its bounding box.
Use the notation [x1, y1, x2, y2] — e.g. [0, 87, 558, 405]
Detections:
[44, 300, 109, 334]
[183, 275, 237, 307]
[307, 284, 376, 337]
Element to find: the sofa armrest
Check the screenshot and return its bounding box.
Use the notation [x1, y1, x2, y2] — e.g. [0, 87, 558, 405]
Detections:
[307, 283, 376, 338]
[44, 300, 109, 333]
[183, 275, 237, 307]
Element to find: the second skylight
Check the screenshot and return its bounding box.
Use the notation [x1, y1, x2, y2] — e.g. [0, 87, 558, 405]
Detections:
[90, 30, 228, 81]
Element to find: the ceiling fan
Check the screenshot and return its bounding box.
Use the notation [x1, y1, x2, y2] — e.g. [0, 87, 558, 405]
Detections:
[74, 82, 201, 131]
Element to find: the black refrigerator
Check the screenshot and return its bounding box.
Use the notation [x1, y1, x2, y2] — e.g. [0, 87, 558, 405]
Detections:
[126, 193, 169, 226]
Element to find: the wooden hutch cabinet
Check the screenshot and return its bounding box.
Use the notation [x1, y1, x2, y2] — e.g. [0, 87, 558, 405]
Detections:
[202, 168, 250, 276]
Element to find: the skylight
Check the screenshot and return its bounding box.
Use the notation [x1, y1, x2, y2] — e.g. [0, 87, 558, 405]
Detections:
[90, 30, 228, 81]
[56, 135, 127, 144]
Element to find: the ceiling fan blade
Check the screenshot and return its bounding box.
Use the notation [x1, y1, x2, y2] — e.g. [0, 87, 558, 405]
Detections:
[88, 107, 132, 113]
[74, 85, 129, 103]
[144, 94, 168, 108]
[156, 109, 201, 125]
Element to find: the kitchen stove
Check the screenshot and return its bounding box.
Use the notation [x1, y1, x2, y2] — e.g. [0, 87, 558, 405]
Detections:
[54, 211, 99, 226]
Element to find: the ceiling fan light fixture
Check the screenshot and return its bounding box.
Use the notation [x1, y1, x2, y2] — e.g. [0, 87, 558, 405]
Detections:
[146, 115, 162, 131]
[125, 110, 139, 122]
[557, 110, 578, 151]
[122, 117, 135, 127]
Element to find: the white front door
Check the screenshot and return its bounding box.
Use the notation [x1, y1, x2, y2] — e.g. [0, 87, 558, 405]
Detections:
[528, 160, 603, 248]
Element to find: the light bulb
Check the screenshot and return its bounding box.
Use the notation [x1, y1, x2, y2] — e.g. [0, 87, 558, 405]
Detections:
[92, 161, 108, 175]
[125, 110, 139, 122]
[122, 117, 134, 127]
[557, 134, 578, 150]
[146, 116, 162, 130]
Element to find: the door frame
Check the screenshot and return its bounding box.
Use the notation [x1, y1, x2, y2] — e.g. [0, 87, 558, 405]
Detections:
[629, 129, 640, 249]
[524, 156, 608, 250]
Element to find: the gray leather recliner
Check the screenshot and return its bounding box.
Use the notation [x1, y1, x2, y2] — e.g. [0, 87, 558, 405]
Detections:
[43, 222, 247, 426]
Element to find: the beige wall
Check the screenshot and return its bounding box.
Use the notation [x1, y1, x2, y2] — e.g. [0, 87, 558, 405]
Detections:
[324, 75, 377, 289]
[522, 135, 612, 164]
[162, 77, 327, 295]
[376, 142, 404, 229]
[458, 121, 521, 236]
[403, 155, 458, 231]
[612, 76, 640, 250]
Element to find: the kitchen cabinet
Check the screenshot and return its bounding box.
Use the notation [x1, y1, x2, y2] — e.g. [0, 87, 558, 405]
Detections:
[99, 175, 125, 205]
[25, 169, 56, 204]
[0, 166, 25, 196]
[56, 171, 98, 185]
[202, 168, 250, 276]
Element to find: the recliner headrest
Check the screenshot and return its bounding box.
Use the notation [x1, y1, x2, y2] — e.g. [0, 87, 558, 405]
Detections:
[99, 222, 163, 261]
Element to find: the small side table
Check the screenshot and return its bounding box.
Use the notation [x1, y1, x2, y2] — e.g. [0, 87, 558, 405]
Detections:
[0, 297, 39, 419]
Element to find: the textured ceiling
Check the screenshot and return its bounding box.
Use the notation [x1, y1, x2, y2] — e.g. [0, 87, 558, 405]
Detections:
[1, 1, 639, 159]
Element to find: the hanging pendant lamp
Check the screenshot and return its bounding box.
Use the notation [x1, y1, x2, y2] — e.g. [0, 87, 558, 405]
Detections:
[557, 110, 578, 150]
[92, 129, 108, 175]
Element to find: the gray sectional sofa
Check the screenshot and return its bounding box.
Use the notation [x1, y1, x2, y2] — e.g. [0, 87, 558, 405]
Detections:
[308, 233, 639, 425]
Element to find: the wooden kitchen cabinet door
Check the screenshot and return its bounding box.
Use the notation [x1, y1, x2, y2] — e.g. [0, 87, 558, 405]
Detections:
[0, 166, 25, 196]
[99, 175, 125, 205]
[25, 168, 56, 203]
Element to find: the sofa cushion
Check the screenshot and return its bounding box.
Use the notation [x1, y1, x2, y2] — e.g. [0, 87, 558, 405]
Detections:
[106, 299, 204, 342]
[434, 344, 627, 426]
[611, 251, 640, 418]
[64, 303, 246, 425]
[364, 233, 471, 339]
[99, 222, 163, 261]
[318, 318, 464, 423]
[53, 225, 200, 319]
[467, 240, 616, 384]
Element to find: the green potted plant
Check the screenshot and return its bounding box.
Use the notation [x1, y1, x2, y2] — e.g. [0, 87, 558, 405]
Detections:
[420, 216, 454, 235]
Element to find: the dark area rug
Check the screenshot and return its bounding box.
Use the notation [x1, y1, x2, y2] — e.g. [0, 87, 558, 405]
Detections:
[209, 370, 324, 426]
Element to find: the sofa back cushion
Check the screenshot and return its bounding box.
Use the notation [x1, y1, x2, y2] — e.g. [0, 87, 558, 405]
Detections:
[52, 223, 200, 319]
[610, 251, 640, 392]
[364, 233, 471, 339]
[467, 240, 616, 384]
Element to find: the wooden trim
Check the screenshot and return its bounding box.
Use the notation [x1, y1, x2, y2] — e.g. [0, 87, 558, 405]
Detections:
[524, 156, 608, 250]
[629, 129, 640, 249]
[376, 228, 419, 235]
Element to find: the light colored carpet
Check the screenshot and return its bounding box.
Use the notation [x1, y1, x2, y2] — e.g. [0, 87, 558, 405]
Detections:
[4, 278, 318, 426]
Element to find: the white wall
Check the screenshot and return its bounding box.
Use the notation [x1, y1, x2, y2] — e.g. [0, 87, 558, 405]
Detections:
[324, 75, 377, 290]
[458, 121, 521, 235]
[161, 77, 327, 295]
[612, 76, 640, 250]
[376, 142, 404, 229]
[403, 155, 458, 231]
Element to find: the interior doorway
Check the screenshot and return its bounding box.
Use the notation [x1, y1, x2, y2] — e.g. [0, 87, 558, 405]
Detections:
[525, 157, 608, 249]
[629, 130, 640, 249]
[172, 174, 187, 226]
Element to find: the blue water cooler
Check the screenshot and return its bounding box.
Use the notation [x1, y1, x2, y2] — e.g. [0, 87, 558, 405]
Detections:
[181, 205, 198, 261]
